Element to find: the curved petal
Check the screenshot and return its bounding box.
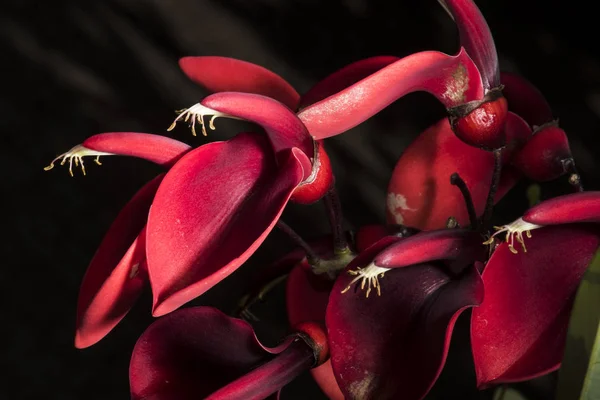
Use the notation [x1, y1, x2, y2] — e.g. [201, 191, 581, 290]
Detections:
[440, 0, 499, 88]
[355, 224, 419, 253]
[202, 92, 314, 159]
[386, 118, 512, 230]
[501, 112, 533, 164]
[75, 174, 164, 348]
[500, 71, 553, 128]
[129, 306, 298, 400]
[299, 56, 400, 109]
[327, 238, 484, 400]
[298, 49, 484, 139]
[147, 132, 305, 316]
[523, 191, 600, 226]
[471, 225, 600, 387]
[179, 56, 300, 110]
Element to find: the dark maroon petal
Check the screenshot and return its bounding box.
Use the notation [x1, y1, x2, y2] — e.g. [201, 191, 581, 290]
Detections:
[441, 0, 499, 88]
[374, 229, 486, 273]
[501, 112, 533, 164]
[327, 239, 484, 400]
[146, 132, 305, 316]
[130, 306, 295, 400]
[75, 174, 164, 348]
[201, 92, 314, 159]
[298, 49, 483, 140]
[298, 56, 400, 109]
[500, 71, 553, 128]
[523, 191, 600, 226]
[179, 56, 300, 110]
[472, 225, 600, 387]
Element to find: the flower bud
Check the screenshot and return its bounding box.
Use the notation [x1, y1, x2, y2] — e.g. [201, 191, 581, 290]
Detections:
[290, 141, 333, 204]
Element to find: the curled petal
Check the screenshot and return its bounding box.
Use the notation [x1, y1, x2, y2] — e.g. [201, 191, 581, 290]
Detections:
[147, 132, 305, 316]
[75, 174, 164, 348]
[299, 56, 399, 109]
[523, 191, 600, 226]
[471, 225, 600, 387]
[500, 71, 553, 128]
[440, 0, 499, 88]
[327, 238, 484, 400]
[298, 49, 484, 140]
[179, 56, 300, 110]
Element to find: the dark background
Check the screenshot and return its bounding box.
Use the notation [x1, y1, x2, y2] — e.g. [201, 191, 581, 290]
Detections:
[3, 0, 600, 399]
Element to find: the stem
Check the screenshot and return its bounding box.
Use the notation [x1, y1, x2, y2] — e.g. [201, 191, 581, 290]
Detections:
[276, 220, 320, 264]
[450, 172, 478, 229]
[482, 149, 502, 230]
[563, 158, 584, 192]
[323, 186, 349, 253]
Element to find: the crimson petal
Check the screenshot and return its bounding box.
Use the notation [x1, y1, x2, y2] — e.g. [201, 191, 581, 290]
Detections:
[500, 71, 553, 128]
[523, 191, 600, 226]
[179, 56, 300, 110]
[471, 225, 600, 387]
[147, 132, 305, 316]
[75, 174, 164, 348]
[327, 238, 484, 400]
[298, 49, 483, 140]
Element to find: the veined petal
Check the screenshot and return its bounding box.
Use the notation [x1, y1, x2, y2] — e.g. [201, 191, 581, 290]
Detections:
[471, 225, 600, 387]
[75, 174, 164, 348]
[440, 0, 499, 89]
[500, 72, 553, 128]
[299, 56, 400, 109]
[179, 56, 300, 110]
[327, 238, 484, 400]
[523, 191, 600, 226]
[146, 132, 305, 316]
[201, 92, 314, 158]
[298, 49, 484, 140]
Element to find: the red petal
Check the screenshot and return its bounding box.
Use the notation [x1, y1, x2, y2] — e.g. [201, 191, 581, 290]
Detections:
[84, 132, 191, 167]
[523, 191, 600, 226]
[129, 306, 296, 400]
[75, 174, 164, 348]
[441, 0, 499, 88]
[298, 49, 484, 140]
[147, 132, 305, 316]
[471, 225, 600, 387]
[179, 56, 300, 110]
[202, 92, 313, 159]
[501, 112, 533, 164]
[500, 71, 553, 127]
[386, 118, 513, 230]
[327, 238, 484, 400]
[299, 56, 399, 109]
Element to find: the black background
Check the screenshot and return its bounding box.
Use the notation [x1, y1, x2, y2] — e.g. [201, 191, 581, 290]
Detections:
[3, 0, 600, 399]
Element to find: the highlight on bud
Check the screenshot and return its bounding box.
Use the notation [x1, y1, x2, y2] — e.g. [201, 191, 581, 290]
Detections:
[340, 263, 390, 298]
[483, 217, 542, 254]
[44, 145, 113, 176]
[168, 103, 234, 136]
[290, 141, 333, 205]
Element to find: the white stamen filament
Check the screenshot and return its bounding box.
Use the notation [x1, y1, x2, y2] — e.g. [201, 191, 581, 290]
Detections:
[341, 263, 391, 298]
[168, 103, 236, 136]
[44, 145, 113, 177]
[483, 217, 542, 254]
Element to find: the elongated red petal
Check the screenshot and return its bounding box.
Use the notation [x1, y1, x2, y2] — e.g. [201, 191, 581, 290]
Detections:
[202, 92, 314, 159]
[129, 306, 293, 400]
[500, 72, 553, 128]
[327, 238, 484, 400]
[386, 118, 514, 230]
[441, 0, 499, 89]
[298, 56, 400, 109]
[75, 174, 164, 348]
[147, 132, 305, 316]
[298, 49, 483, 140]
[179, 56, 300, 110]
[374, 229, 486, 273]
[84, 132, 191, 167]
[523, 191, 600, 226]
[471, 225, 600, 387]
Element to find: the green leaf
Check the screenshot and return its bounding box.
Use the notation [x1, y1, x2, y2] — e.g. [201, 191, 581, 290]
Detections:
[557, 249, 600, 400]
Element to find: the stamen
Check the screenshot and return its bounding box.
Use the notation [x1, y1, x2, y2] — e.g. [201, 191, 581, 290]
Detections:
[167, 103, 234, 137]
[483, 217, 542, 254]
[341, 263, 390, 298]
[44, 145, 113, 176]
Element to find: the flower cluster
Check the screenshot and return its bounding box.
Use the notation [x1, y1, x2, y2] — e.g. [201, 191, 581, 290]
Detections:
[46, 1, 599, 399]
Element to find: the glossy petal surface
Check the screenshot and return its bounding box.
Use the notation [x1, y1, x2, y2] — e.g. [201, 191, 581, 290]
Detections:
[179, 56, 300, 110]
[472, 225, 600, 387]
[327, 238, 484, 400]
[147, 133, 304, 316]
[75, 174, 164, 348]
[298, 49, 483, 139]
[523, 192, 600, 226]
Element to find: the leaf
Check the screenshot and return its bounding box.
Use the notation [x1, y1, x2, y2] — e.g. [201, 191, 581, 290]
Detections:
[557, 248, 600, 399]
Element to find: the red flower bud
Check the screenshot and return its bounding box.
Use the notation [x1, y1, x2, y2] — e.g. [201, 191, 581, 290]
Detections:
[290, 141, 333, 204]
